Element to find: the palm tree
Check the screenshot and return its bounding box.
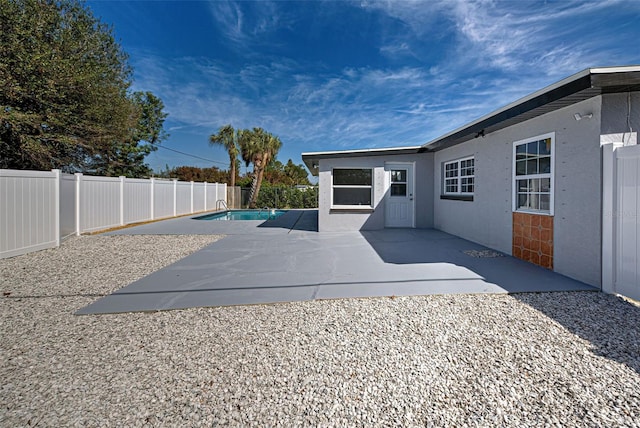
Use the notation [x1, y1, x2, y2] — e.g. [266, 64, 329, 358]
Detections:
[209, 124, 238, 187]
[238, 127, 282, 208]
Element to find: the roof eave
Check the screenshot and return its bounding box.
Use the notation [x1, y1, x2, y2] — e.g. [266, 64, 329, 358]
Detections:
[302, 146, 422, 176]
[422, 66, 640, 151]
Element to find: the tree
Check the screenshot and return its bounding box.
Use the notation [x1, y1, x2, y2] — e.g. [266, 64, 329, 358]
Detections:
[0, 0, 166, 175]
[238, 127, 282, 208]
[263, 159, 288, 184]
[284, 159, 311, 185]
[169, 166, 227, 183]
[263, 158, 311, 186]
[95, 91, 168, 177]
[209, 124, 239, 187]
[255, 184, 318, 209]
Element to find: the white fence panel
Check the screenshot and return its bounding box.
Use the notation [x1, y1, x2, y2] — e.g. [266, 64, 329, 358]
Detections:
[1, 168, 224, 258]
[153, 180, 175, 219]
[206, 183, 227, 209]
[616, 144, 640, 300]
[1, 169, 59, 258]
[219, 183, 227, 205]
[124, 178, 151, 224]
[193, 183, 206, 212]
[206, 183, 220, 209]
[79, 175, 121, 233]
[176, 181, 192, 215]
[59, 173, 76, 240]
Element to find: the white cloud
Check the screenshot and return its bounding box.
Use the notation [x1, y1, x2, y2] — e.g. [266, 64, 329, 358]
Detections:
[206, 0, 285, 49]
[130, 0, 640, 169]
[207, 1, 245, 44]
[363, 0, 638, 77]
[125, 50, 543, 161]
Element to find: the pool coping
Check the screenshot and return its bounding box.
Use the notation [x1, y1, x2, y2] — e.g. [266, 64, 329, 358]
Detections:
[193, 209, 289, 222]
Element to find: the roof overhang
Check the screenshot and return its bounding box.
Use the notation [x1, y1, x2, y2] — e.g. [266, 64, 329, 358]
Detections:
[301, 66, 640, 176]
[302, 146, 421, 176]
[420, 65, 640, 152]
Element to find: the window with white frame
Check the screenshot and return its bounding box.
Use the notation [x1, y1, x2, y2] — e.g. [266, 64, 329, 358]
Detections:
[390, 169, 407, 197]
[443, 157, 474, 195]
[332, 168, 372, 207]
[513, 133, 554, 214]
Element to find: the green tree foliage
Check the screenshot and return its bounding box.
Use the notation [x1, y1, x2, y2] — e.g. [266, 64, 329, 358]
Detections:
[0, 0, 167, 176]
[264, 159, 311, 186]
[235, 174, 254, 188]
[98, 92, 168, 177]
[209, 124, 239, 187]
[168, 165, 228, 183]
[256, 184, 318, 209]
[238, 127, 282, 208]
[284, 159, 311, 185]
[263, 159, 287, 184]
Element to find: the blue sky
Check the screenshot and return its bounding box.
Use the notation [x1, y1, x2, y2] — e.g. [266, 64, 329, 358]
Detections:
[87, 0, 640, 176]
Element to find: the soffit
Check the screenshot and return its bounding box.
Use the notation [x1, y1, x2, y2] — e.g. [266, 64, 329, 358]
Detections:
[420, 68, 640, 152]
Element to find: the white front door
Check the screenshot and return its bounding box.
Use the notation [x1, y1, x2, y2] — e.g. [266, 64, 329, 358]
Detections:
[384, 163, 415, 228]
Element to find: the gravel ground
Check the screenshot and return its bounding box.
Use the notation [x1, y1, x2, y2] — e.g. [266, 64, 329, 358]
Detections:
[1, 235, 639, 427]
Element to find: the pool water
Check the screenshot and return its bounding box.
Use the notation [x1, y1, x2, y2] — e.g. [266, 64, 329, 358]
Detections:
[194, 209, 288, 221]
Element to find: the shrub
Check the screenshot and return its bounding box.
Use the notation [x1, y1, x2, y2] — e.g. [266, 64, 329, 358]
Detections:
[255, 185, 318, 208]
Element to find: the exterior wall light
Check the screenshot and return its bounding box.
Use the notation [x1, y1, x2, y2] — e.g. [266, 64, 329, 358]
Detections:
[574, 113, 593, 121]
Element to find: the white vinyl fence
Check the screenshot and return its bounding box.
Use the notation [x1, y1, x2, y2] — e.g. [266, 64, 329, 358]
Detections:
[602, 142, 640, 301]
[1, 169, 226, 259]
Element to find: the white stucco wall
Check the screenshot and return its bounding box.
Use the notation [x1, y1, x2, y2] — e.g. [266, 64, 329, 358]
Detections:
[313, 90, 639, 287]
[318, 153, 433, 231]
[434, 97, 603, 287]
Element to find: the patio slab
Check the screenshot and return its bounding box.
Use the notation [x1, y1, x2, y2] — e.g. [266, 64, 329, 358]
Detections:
[77, 210, 596, 314]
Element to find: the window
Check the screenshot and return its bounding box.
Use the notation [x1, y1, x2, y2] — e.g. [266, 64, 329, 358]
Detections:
[332, 168, 372, 207]
[390, 169, 407, 197]
[443, 157, 474, 195]
[513, 133, 554, 214]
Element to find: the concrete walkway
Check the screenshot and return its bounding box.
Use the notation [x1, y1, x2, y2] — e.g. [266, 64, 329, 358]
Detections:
[77, 210, 596, 314]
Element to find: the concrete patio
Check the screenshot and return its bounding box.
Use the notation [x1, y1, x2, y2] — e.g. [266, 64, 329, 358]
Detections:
[77, 210, 596, 314]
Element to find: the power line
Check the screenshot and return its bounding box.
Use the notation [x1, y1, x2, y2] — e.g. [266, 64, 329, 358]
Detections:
[156, 144, 228, 166]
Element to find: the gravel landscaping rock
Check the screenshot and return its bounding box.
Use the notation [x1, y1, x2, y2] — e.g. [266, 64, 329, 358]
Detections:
[1, 234, 639, 427]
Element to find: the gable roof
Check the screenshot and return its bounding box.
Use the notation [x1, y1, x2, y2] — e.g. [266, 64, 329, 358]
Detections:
[302, 65, 640, 175]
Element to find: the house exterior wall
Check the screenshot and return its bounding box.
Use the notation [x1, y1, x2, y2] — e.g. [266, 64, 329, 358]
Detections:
[601, 92, 640, 136]
[312, 89, 639, 288]
[433, 131, 513, 255]
[434, 97, 603, 287]
[318, 153, 433, 231]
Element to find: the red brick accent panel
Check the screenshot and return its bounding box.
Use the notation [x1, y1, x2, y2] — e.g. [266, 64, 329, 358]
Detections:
[512, 212, 553, 270]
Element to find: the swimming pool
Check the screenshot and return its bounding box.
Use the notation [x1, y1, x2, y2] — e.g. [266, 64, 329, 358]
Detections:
[194, 209, 288, 221]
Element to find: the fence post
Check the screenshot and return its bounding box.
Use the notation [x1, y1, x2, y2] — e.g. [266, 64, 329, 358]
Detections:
[173, 179, 177, 217]
[223, 183, 227, 206]
[53, 169, 61, 247]
[119, 176, 125, 226]
[203, 182, 207, 211]
[190, 181, 194, 214]
[150, 178, 155, 220]
[75, 173, 82, 236]
[601, 142, 623, 294]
